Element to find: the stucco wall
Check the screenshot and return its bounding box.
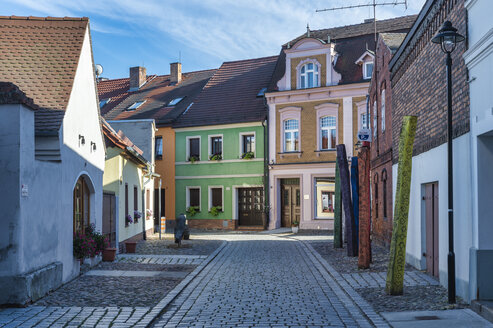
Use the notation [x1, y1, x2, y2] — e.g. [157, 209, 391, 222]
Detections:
[154, 127, 175, 221]
[107, 120, 155, 163]
[392, 134, 472, 301]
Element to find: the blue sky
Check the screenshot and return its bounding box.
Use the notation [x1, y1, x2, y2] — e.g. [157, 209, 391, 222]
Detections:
[4, 0, 425, 79]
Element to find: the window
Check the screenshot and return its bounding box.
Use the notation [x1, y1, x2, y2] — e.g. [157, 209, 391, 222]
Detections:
[134, 185, 138, 223]
[320, 116, 336, 150]
[242, 134, 255, 155]
[300, 62, 319, 89]
[155, 136, 163, 160]
[314, 178, 335, 218]
[127, 100, 146, 111]
[73, 177, 90, 234]
[125, 183, 129, 226]
[381, 89, 386, 132]
[210, 187, 223, 210]
[168, 97, 183, 106]
[382, 169, 388, 218]
[364, 62, 374, 79]
[188, 137, 200, 161]
[373, 100, 377, 137]
[210, 136, 222, 156]
[284, 119, 299, 152]
[361, 113, 368, 129]
[257, 87, 267, 97]
[99, 98, 110, 108]
[374, 174, 378, 218]
[187, 187, 200, 210]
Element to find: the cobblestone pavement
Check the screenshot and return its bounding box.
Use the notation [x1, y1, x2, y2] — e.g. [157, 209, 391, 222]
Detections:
[136, 234, 223, 256]
[153, 234, 386, 328]
[117, 254, 206, 266]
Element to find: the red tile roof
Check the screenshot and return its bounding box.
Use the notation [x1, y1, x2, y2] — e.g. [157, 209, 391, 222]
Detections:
[173, 55, 278, 128]
[0, 16, 88, 131]
[97, 69, 216, 125]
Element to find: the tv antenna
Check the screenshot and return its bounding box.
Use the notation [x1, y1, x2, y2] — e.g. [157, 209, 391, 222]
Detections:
[316, 0, 408, 43]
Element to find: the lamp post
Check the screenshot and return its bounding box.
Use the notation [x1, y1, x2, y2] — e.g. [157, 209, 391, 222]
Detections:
[431, 20, 465, 305]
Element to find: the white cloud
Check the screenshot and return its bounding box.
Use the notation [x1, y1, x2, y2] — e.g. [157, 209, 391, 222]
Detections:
[4, 0, 426, 63]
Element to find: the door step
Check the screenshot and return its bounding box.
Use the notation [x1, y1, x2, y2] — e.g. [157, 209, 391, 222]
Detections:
[237, 226, 265, 231]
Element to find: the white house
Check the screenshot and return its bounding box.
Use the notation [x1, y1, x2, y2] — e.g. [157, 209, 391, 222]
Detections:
[463, 0, 493, 301]
[0, 16, 105, 305]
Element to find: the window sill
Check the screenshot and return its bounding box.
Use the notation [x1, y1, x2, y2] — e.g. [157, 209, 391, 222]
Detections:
[278, 151, 302, 159]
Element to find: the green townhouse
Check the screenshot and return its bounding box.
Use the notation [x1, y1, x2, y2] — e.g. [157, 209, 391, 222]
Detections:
[172, 56, 278, 230]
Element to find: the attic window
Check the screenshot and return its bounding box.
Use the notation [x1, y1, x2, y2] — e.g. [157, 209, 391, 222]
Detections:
[257, 87, 267, 97]
[99, 98, 110, 108]
[168, 97, 184, 106]
[364, 62, 374, 79]
[127, 100, 146, 111]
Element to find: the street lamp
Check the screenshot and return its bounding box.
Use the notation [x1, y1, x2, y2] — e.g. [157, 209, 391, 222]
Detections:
[431, 20, 465, 305]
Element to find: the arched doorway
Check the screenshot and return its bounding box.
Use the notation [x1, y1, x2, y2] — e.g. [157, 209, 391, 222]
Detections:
[73, 176, 91, 234]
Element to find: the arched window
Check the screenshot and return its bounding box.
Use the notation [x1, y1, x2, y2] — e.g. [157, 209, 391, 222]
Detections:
[74, 176, 90, 234]
[300, 62, 319, 89]
[381, 89, 386, 132]
[320, 116, 336, 150]
[382, 169, 388, 218]
[373, 173, 379, 218]
[284, 119, 299, 152]
[373, 100, 378, 137]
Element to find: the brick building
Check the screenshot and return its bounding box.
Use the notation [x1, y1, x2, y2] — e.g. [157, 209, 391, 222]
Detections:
[389, 0, 471, 301]
[369, 33, 407, 247]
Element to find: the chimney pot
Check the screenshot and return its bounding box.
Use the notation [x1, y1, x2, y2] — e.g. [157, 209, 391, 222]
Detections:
[129, 66, 146, 91]
[170, 62, 182, 84]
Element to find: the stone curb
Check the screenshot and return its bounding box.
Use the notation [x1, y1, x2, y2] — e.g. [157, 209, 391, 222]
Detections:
[296, 238, 390, 328]
[134, 241, 228, 327]
[117, 254, 207, 260]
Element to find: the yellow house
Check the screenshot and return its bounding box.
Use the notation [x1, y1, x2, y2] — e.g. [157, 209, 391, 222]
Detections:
[102, 120, 153, 250]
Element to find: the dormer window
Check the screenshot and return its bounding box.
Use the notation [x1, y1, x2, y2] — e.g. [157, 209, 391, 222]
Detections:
[299, 62, 319, 89]
[99, 98, 110, 108]
[364, 62, 374, 79]
[127, 100, 146, 111]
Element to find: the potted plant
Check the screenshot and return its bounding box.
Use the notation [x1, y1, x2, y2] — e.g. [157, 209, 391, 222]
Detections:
[146, 209, 153, 220]
[188, 155, 199, 163]
[209, 206, 222, 217]
[102, 247, 117, 262]
[291, 220, 299, 233]
[134, 211, 141, 223]
[186, 206, 199, 217]
[125, 214, 133, 226]
[241, 152, 254, 159]
[125, 240, 137, 253]
[209, 154, 222, 161]
[73, 232, 88, 264]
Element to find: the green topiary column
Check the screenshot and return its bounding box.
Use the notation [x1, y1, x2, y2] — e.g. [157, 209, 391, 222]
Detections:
[386, 116, 418, 295]
[334, 161, 343, 248]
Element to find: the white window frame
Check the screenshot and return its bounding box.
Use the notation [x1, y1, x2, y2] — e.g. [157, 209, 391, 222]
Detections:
[381, 89, 386, 132]
[319, 116, 337, 150]
[283, 119, 300, 152]
[186, 186, 201, 212]
[315, 103, 339, 151]
[364, 61, 374, 80]
[356, 100, 367, 130]
[208, 185, 224, 211]
[373, 100, 378, 137]
[279, 107, 302, 153]
[208, 134, 223, 159]
[186, 136, 201, 162]
[239, 131, 256, 158]
[296, 58, 321, 89]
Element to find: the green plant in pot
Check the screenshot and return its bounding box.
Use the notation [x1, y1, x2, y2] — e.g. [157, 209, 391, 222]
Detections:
[241, 152, 254, 159]
[209, 206, 222, 217]
[209, 154, 222, 161]
[188, 155, 199, 163]
[291, 220, 299, 233]
[186, 206, 200, 217]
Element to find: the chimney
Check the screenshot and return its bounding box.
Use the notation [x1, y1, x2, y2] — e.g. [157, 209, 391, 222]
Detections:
[129, 66, 146, 91]
[170, 62, 182, 84]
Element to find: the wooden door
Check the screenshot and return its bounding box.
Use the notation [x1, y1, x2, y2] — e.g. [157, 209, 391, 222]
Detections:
[102, 193, 116, 247]
[238, 188, 264, 226]
[281, 181, 301, 227]
[425, 183, 439, 277]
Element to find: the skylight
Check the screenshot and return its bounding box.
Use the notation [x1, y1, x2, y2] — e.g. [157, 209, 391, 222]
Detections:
[168, 97, 184, 106]
[257, 87, 267, 97]
[127, 100, 146, 111]
[99, 98, 111, 108]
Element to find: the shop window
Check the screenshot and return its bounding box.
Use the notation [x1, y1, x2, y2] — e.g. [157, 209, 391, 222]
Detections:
[314, 177, 335, 218]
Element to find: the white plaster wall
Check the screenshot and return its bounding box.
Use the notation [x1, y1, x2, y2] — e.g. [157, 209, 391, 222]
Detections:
[392, 134, 473, 301]
[343, 97, 353, 157]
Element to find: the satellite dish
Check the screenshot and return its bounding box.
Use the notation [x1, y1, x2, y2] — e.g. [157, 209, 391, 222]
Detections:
[95, 64, 103, 77]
